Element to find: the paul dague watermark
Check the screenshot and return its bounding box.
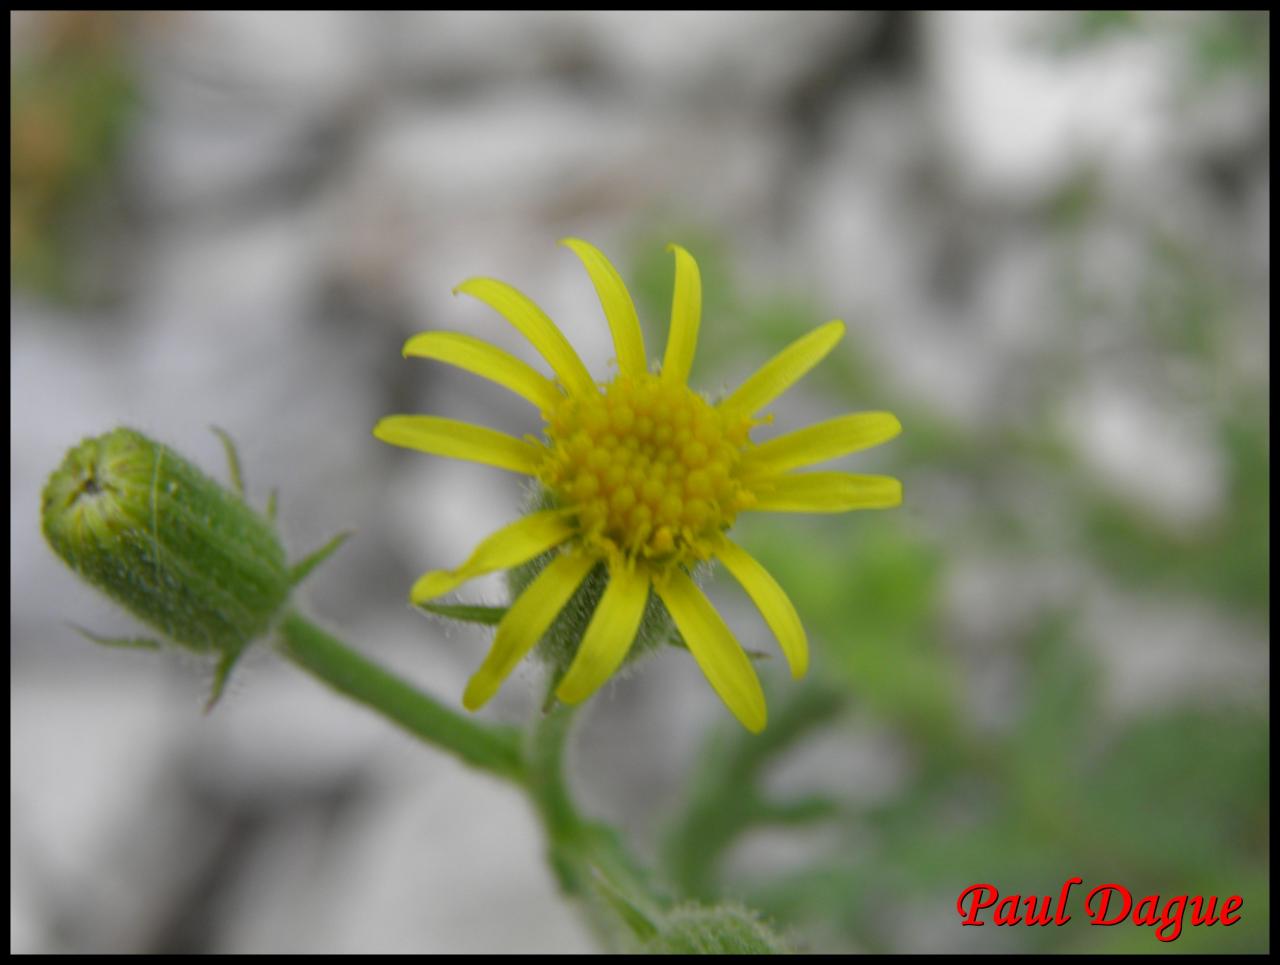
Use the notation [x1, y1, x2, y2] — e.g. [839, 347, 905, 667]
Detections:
[957, 879, 1243, 943]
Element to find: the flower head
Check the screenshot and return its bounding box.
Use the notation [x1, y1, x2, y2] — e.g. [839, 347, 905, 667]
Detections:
[375, 240, 901, 731]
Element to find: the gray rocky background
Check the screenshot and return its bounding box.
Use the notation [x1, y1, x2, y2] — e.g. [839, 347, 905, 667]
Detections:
[11, 11, 1268, 953]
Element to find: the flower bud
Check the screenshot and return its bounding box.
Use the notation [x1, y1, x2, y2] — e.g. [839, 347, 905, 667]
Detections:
[41, 427, 291, 659]
[642, 902, 792, 954]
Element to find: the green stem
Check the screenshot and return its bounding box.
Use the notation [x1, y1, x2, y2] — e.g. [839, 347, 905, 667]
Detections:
[278, 612, 665, 947]
[277, 610, 525, 782]
[526, 701, 584, 846]
[526, 701, 591, 893]
[524, 696, 667, 946]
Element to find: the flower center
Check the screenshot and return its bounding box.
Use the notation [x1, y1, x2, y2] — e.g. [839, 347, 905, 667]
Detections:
[541, 373, 756, 567]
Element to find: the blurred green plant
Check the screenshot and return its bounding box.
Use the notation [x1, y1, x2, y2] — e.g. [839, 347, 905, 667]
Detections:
[1046, 10, 1270, 85]
[1186, 10, 1270, 83]
[11, 11, 139, 301]
[625, 219, 1268, 952]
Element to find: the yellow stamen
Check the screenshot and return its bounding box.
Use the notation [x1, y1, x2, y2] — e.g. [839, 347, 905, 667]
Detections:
[540, 373, 754, 570]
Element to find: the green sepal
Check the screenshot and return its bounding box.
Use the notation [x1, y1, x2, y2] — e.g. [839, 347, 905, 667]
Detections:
[503, 485, 698, 681]
[418, 601, 508, 626]
[666, 635, 771, 662]
[70, 623, 162, 651]
[204, 647, 245, 713]
[540, 689, 558, 715]
[289, 531, 352, 586]
[508, 552, 679, 681]
[210, 425, 245, 496]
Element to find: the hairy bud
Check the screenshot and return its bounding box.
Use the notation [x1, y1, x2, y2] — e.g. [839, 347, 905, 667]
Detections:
[41, 427, 291, 662]
[642, 902, 792, 955]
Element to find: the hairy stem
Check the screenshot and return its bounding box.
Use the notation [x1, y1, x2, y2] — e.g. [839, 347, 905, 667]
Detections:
[277, 610, 525, 782]
[524, 696, 670, 948]
[278, 613, 668, 948]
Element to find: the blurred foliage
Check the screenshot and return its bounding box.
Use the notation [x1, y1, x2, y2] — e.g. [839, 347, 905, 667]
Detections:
[1073, 402, 1269, 617]
[10, 11, 139, 302]
[1186, 10, 1270, 82]
[1048, 10, 1270, 85]
[625, 137, 1268, 951]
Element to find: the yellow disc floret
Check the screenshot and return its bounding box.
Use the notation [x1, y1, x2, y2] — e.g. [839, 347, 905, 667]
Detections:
[541, 373, 756, 569]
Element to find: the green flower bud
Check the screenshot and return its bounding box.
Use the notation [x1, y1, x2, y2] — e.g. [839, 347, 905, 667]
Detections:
[41, 427, 291, 661]
[642, 902, 792, 955]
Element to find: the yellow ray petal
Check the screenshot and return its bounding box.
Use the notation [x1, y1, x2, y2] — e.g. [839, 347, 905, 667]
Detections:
[454, 277, 597, 397]
[748, 472, 902, 513]
[716, 540, 808, 679]
[463, 552, 598, 710]
[560, 237, 647, 378]
[555, 563, 650, 704]
[373, 415, 545, 475]
[410, 510, 577, 604]
[745, 411, 902, 475]
[403, 331, 563, 414]
[660, 243, 701, 386]
[719, 321, 845, 415]
[655, 570, 766, 733]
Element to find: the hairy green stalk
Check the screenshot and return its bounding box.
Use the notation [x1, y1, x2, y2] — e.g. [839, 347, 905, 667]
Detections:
[277, 611, 525, 781]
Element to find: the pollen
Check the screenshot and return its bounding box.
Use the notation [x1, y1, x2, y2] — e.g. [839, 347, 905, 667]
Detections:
[542, 374, 754, 566]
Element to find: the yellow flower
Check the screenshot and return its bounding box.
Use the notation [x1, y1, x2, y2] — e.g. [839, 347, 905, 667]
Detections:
[374, 240, 901, 732]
